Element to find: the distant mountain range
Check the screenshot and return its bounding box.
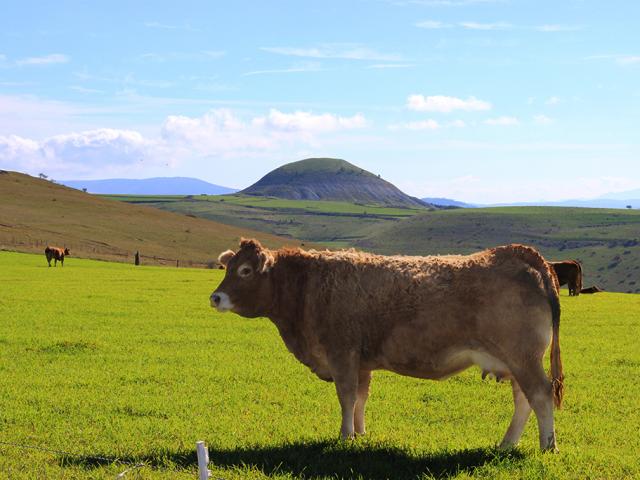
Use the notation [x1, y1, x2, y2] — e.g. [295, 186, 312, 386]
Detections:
[421, 197, 476, 208]
[485, 197, 640, 209]
[241, 158, 430, 208]
[61, 177, 237, 195]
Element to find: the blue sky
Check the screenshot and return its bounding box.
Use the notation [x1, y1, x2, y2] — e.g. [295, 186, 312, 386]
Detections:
[1, 0, 638, 202]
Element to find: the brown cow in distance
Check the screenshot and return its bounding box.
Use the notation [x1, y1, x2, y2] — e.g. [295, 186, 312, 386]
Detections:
[550, 260, 583, 296]
[211, 239, 564, 451]
[45, 246, 70, 267]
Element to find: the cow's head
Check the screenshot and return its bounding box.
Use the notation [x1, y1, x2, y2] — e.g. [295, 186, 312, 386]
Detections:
[64, 248, 70, 256]
[210, 238, 274, 318]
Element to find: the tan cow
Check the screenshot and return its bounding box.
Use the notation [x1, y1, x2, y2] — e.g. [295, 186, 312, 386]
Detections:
[550, 260, 583, 296]
[211, 239, 564, 451]
[45, 246, 70, 267]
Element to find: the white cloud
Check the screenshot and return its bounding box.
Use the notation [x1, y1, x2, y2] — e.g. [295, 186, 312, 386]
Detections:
[16, 54, 70, 66]
[389, 119, 440, 131]
[255, 109, 367, 132]
[545, 96, 561, 105]
[0, 129, 152, 177]
[407, 94, 492, 113]
[533, 114, 554, 125]
[483, 116, 519, 126]
[415, 20, 451, 29]
[261, 44, 404, 62]
[459, 21, 512, 30]
[0, 108, 369, 178]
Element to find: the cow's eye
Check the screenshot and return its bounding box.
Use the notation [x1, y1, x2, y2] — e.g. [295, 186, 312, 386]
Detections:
[238, 265, 253, 277]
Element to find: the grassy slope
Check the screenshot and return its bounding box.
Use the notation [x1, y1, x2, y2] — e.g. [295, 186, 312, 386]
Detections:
[1, 251, 639, 479]
[0, 172, 304, 267]
[105, 194, 426, 249]
[356, 207, 640, 293]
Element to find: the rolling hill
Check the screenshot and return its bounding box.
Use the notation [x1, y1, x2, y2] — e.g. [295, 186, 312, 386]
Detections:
[104, 193, 426, 249]
[355, 206, 640, 293]
[60, 176, 237, 195]
[0, 171, 303, 267]
[241, 158, 429, 208]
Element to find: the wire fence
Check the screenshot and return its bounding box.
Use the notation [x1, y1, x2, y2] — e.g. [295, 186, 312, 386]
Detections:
[0, 439, 183, 479]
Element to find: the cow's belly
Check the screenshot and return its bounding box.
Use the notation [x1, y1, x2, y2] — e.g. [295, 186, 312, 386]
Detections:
[374, 320, 512, 381]
[379, 348, 511, 381]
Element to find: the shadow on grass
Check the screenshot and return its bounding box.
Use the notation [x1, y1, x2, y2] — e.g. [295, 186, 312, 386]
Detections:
[60, 440, 526, 479]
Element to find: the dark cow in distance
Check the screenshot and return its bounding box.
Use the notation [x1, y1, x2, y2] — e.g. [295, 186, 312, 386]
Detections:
[550, 260, 583, 296]
[45, 246, 70, 267]
[211, 239, 564, 451]
[580, 285, 604, 294]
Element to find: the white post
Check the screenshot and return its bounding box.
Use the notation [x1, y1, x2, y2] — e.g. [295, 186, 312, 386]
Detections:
[196, 441, 210, 480]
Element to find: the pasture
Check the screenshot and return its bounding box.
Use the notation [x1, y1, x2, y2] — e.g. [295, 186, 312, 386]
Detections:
[1, 251, 639, 479]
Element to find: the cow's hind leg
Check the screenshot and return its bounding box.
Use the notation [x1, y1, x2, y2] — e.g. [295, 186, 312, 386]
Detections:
[354, 370, 371, 435]
[514, 366, 557, 451]
[499, 379, 532, 449]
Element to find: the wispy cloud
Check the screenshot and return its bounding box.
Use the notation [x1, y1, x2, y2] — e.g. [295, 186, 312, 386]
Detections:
[243, 62, 322, 76]
[586, 54, 640, 66]
[16, 53, 70, 66]
[70, 85, 104, 94]
[261, 44, 404, 62]
[366, 63, 416, 69]
[483, 116, 519, 126]
[415, 20, 452, 29]
[416, 21, 581, 32]
[143, 21, 198, 31]
[459, 21, 512, 30]
[138, 51, 225, 62]
[534, 24, 583, 32]
[545, 96, 561, 105]
[395, 0, 504, 6]
[407, 94, 492, 113]
[533, 114, 554, 125]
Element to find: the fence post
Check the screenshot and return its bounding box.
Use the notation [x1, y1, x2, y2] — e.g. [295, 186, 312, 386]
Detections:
[196, 441, 210, 480]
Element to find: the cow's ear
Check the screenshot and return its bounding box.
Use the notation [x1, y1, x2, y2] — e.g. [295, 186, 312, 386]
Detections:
[217, 249, 235, 268]
[258, 249, 274, 273]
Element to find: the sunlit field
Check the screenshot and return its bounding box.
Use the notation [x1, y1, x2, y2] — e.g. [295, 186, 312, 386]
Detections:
[1, 251, 639, 479]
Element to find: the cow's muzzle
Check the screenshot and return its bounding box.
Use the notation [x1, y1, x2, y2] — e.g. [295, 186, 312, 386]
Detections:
[210, 291, 233, 312]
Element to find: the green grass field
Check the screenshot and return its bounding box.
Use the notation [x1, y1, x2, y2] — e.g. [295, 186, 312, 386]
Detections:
[1, 251, 639, 479]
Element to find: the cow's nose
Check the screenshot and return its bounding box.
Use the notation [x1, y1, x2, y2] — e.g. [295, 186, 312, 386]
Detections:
[211, 293, 221, 306]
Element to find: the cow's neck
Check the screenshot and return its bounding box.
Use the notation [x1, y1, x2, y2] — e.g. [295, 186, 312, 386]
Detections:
[265, 254, 313, 366]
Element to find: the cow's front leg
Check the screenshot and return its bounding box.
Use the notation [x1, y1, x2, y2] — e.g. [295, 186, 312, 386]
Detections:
[330, 353, 359, 440]
[354, 370, 371, 435]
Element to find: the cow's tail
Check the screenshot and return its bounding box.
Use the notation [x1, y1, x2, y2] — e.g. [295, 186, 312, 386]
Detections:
[576, 260, 583, 294]
[545, 270, 564, 408]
